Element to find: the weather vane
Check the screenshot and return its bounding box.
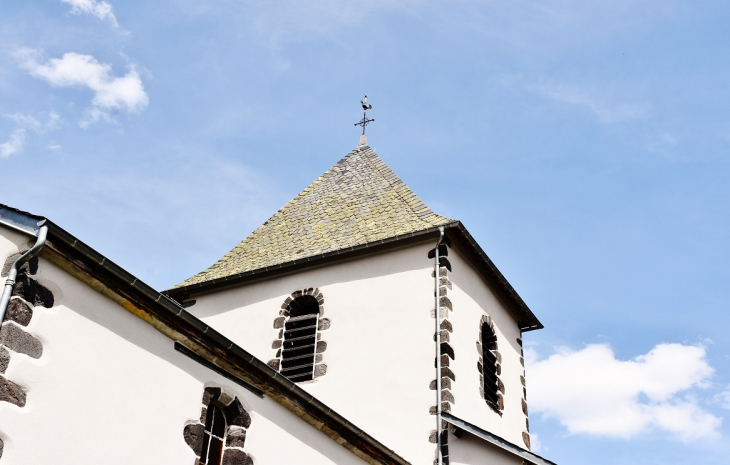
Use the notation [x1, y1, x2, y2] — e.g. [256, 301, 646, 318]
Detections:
[354, 94, 374, 135]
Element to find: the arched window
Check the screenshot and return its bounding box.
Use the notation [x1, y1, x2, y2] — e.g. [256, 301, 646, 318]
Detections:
[268, 289, 329, 381]
[479, 318, 502, 410]
[280, 295, 320, 382]
[200, 403, 226, 464]
[183, 387, 253, 464]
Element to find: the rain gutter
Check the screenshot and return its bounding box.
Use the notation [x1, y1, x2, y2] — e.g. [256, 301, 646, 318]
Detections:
[169, 221, 543, 331]
[0, 205, 410, 465]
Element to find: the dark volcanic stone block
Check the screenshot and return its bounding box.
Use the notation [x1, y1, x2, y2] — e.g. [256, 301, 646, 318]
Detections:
[222, 449, 253, 465]
[226, 427, 247, 448]
[0, 323, 42, 358]
[12, 275, 53, 308]
[183, 423, 204, 456]
[224, 399, 251, 428]
[0, 346, 9, 373]
[5, 298, 33, 326]
[0, 375, 26, 407]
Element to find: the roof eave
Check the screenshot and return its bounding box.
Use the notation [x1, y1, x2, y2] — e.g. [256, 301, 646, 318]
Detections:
[168, 221, 543, 332]
[0, 204, 45, 235]
[166, 223, 454, 295]
[447, 222, 544, 331]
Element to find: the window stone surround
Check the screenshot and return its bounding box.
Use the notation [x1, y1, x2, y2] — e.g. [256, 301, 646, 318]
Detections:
[477, 315, 504, 415]
[267, 288, 329, 381]
[428, 240, 455, 465]
[517, 336, 531, 450]
[183, 386, 254, 465]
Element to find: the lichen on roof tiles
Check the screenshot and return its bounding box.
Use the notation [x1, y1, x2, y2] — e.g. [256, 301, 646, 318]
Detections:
[174, 145, 453, 288]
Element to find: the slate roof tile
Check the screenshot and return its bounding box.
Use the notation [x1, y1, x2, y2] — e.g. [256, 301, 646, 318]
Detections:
[174, 145, 453, 288]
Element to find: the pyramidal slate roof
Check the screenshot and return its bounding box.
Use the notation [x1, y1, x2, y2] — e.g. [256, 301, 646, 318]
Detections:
[174, 145, 454, 289]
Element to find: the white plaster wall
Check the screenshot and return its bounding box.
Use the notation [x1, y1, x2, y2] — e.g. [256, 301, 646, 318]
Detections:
[0, 233, 366, 464]
[446, 246, 529, 448]
[189, 242, 441, 464]
[448, 430, 524, 465]
[0, 226, 31, 270]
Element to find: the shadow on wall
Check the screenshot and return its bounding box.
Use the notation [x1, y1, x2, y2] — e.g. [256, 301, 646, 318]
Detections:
[186, 239, 436, 319]
[446, 248, 523, 355]
[36, 260, 367, 465]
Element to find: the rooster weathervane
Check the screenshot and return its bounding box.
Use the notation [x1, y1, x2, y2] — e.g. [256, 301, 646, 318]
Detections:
[354, 94, 374, 135]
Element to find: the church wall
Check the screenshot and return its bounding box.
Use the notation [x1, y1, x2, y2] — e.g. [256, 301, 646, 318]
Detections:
[445, 245, 531, 449]
[0, 225, 53, 444]
[188, 241, 442, 464]
[0, 229, 366, 464]
[0, 226, 29, 258]
[448, 429, 524, 465]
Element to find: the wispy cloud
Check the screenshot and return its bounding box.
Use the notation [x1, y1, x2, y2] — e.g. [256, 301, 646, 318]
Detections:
[0, 111, 62, 158]
[174, 0, 418, 48]
[61, 0, 119, 27]
[0, 129, 27, 158]
[526, 343, 720, 441]
[716, 388, 730, 410]
[24, 150, 287, 287]
[15, 49, 148, 127]
[529, 83, 649, 123]
[3, 111, 61, 134]
[645, 131, 680, 155]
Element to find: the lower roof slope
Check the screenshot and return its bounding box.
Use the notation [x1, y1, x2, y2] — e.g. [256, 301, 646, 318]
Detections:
[174, 145, 453, 289]
[0, 204, 411, 464]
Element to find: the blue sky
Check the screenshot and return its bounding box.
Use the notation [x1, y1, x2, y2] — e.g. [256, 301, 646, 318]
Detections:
[1, 1, 729, 463]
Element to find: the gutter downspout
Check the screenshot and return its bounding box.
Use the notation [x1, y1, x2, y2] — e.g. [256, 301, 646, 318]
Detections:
[434, 226, 445, 465]
[0, 222, 48, 323]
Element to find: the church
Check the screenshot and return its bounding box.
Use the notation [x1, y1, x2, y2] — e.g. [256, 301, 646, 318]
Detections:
[0, 109, 557, 464]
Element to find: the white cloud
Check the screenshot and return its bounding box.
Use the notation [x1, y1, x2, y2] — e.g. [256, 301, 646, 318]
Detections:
[526, 343, 721, 440]
[61, 0, 119, 27]
[3, 111, 61, 133]
[16, 49, 148, 126]
[0, 129, 27, 158]
[717, 389, 730, 410]
[645, 132, 681, 155]
[529, 83, 649, 123]
[80, 107, 116, 128]
[0, 111, 63, 159]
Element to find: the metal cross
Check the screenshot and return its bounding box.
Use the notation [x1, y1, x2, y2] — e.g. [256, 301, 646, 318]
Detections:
[354, 94, 374, 135]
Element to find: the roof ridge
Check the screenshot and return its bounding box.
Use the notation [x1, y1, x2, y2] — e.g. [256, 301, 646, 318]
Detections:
[361, 148, 449, 227]
[256, 146, 364, 229]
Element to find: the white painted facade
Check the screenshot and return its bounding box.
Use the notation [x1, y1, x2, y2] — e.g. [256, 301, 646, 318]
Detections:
[187, 237, 530, 462]
[0, 218, 545, 464]
[189, 242, 439, 464]
[446, 245, 530, 446]
[448, 430, 524, 465]
[0, 224, 366, 465]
